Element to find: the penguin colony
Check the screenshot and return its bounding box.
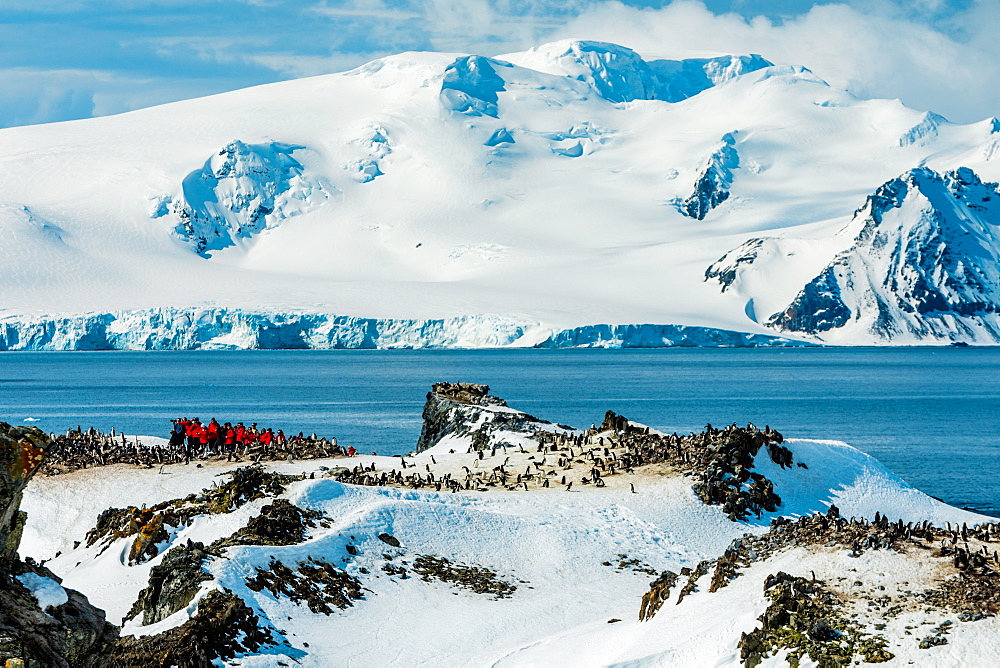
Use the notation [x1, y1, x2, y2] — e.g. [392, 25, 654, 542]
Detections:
[335, 404, 792, 522]
[38, 427, 344, 475]
[641, 504, 1000, 624]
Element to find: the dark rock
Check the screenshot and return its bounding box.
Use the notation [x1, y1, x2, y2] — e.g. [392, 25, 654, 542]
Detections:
[111, 589, 275, 667]
[213, 499, 322, 549]
[125, 540, 217, 626]
[415, 382, 546, 453]
[245, 559, 364, 614]
[377, 533, 401, 548]
[676, 133, 739, 220]
[0, 422, 119, 667]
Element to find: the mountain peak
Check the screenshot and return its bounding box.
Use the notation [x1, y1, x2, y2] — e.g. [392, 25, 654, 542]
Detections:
[498, 40, 773, 104]
[768, 166, 1000, 341]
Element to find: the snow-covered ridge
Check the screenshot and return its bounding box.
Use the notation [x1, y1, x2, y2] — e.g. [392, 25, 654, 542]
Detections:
[0, 308, 798, 350]
[707, 165, 1000, 343]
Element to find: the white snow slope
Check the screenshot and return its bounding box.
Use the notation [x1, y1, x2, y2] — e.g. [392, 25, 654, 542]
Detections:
[20, 435, 995, 667]
[3, 39, 1000, 346]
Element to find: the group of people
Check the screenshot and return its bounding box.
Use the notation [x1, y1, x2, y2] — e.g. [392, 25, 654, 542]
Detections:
[35, 417, 359, 477]
[168, 417, 356, 459]
[169, 417, 288, 452]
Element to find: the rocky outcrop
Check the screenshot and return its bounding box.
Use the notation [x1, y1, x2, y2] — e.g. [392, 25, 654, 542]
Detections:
[213, 499, 324, 549]
[125, 540, 216, 626]
[111, 589, 275, 667]
[738, 573, 893, 666]
[768, 167, 1000, 342]
[85, 466, 299, 564]
[707, 166, 1000, 343]
[704, 238, 765, 293]
[676, 133, 739, 220]
[0, 425, 47, 566]
[601, 414, 791, 521]
[415, 382, 550, 453]
[0, 423, 118, 667]
[411, 555, 518, 599]
[245, 559, 364, 615]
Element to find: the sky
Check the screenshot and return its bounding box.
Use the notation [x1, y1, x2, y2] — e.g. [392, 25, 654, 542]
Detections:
[0, 0, 996, 129]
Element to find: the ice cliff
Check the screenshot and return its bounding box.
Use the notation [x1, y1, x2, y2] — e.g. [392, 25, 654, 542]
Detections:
[501, 40, 771, 104]
[0, 309, 796, 351]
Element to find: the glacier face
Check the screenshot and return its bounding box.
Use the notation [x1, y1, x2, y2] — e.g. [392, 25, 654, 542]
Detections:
[0, 309, 797, 351]
[708, 166, 1000, 343]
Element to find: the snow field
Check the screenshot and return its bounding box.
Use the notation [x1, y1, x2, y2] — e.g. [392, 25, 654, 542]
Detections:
[18, 432, 994, 666]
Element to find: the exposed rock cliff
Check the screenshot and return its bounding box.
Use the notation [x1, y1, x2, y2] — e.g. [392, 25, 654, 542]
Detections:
[707, 166, 1000, 343]
[677, 133, 739, 220]
[415, 382, 555, 454]
[0, 423, 118, 667]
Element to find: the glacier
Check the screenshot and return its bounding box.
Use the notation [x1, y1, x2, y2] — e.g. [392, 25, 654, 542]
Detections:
[0, 309, 799, 351]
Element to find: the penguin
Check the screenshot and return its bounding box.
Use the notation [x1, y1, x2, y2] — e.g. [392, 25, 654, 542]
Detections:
[630, 483, 636, 494]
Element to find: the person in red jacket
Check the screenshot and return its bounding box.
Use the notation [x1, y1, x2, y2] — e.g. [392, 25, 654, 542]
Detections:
[196, 424, 210, 452]
[347, 446, 357, 457]
[235, 423, 246, 448]
[259, 429, 273, 447]
[185, 419, 200, 448]
[207, 419, 221, 449]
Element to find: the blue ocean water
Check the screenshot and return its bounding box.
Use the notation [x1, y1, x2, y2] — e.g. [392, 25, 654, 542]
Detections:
[0, 348, 997, 516]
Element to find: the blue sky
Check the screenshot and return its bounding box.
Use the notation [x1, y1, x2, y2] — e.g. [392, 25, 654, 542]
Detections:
[0, 0, 994, 128]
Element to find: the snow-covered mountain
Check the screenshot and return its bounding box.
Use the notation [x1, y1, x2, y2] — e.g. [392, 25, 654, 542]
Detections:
[707, 166, 1000, 343]
[3, 39, 1000, 346]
